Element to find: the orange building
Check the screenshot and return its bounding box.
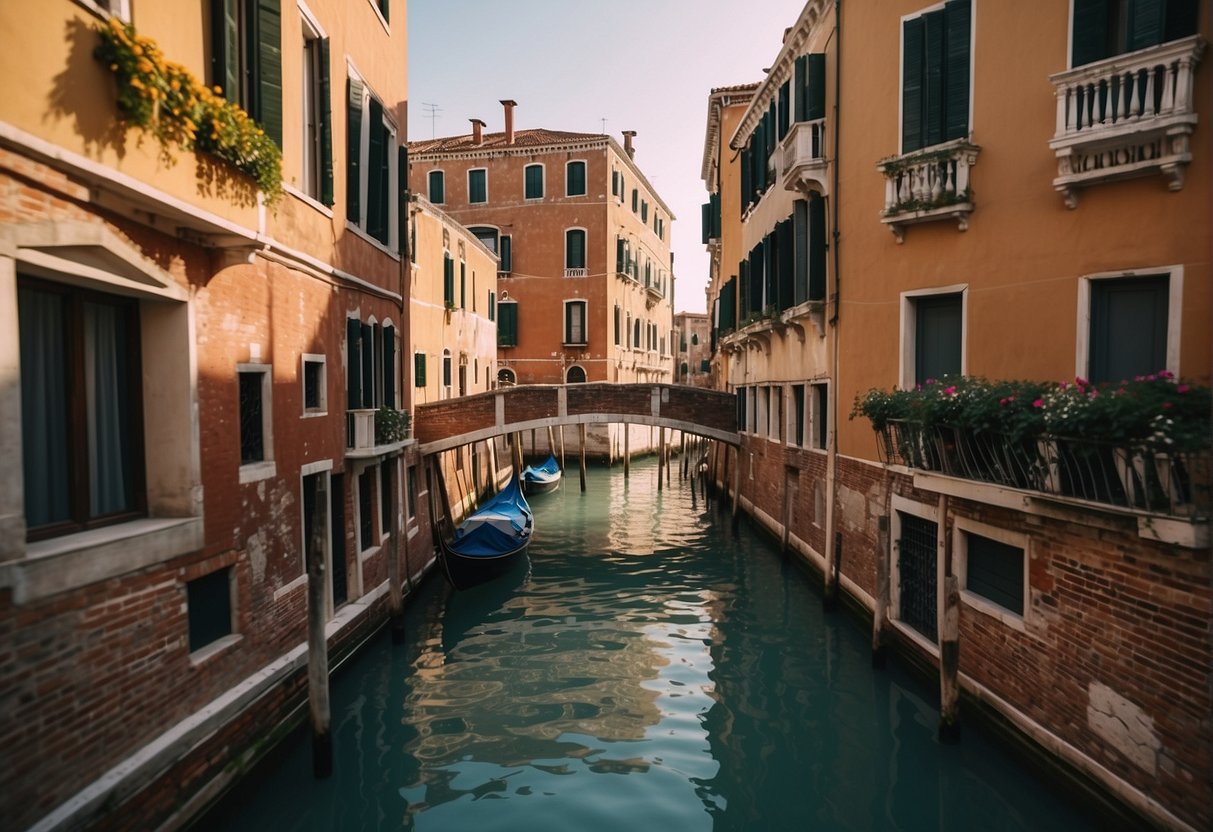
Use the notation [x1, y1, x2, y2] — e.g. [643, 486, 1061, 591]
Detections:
[705, 1, 1210, 828]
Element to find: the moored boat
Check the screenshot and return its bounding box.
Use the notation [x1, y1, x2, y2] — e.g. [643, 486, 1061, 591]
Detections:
[520, 454, 562, 494]
[440, 476, 533, 590]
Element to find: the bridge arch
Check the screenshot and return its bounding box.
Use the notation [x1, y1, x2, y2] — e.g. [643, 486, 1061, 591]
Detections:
[414, 383, 739, 455]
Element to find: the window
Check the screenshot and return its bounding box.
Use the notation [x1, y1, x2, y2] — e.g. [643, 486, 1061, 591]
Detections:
[347, 72, 398, 248]
[963, 531, 1025, 616]
[373, 0, 389, 24]
[488, 291, 496, 322]
[428, 170, 445, 204]
[499, 235, 513, 273]
[211, 0, 283, 147]
[187, 567, 233, 653]
[442, 349, 452, 391]
[565, 300, 587, 346]
[900, 0, 971, 153]
[468, 168, 487, 204]
[239, 368, 270, 464]
[770, 386, 783, 442]
[631, 188, 639, 212]
[442, 252, 455, 307]
[18, 279, 145, 537]
[524, 164, 544, 199]
[811, 382, 829, 450]
[893, 499, 940, 643]
[566, 160, 586, 196]
[640, 200, 649, 222]
[792, 384, 806, 447]
[1071, 0, 1199, 67]
[459, 260, 466, 308]
[301, 18, 333, 205]
[611, 169, 621, 197]
[566, 366, 587, 384]
[406, 465, 417, 520]
[302, 354, 326, 414]
[902, 289, 965, 388]
[357, 466, 375, 551]
[414, 352, 427, 387]
[498, 368, 516, 386]
[632, 318, 641, 349]
[1087, 274, 1170, 384]
[498, 301, 518, 347]
[469, 226, 498, 254]
[691, 333, 698, 345]
[565, 229, 586, 273]
[614, 305, 621, 346]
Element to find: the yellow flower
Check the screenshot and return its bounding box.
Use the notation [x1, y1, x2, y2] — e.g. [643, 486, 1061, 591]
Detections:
[213, 85, 222, 94]
[137, 58, 153, 74]
[170, 79, 180, 92]
[131, 44, 143, 56]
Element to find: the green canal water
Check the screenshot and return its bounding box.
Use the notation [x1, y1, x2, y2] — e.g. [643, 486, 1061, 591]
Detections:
[204, 458, 1101, 831]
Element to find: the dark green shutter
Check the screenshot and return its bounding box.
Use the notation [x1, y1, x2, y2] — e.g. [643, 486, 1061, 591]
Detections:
[740, 146, 751, 214]
[318, 38, 334, 206]
[459, 261, 466, 308]
[777, 219, 794, 312]
[414, 352, 426, 387]
[211, 0, 240, 103]
[766, 103, 776, 155]
[1128, 0, 1166, 52]
[923, 10, 945, 149]
[738, 260, 749, 318]
[443, 254, 454, 306]
[614, 305, 620, 344]
[794, 55, 808, 121]
[793, 198, 809, 305]
[378, 0, 389, 24]
[806, 54, 826, 121]
[397, 145, 408, 254]
[383, 324, 395, 407]
[944, 0, 971, 141]
[1071, 0, 1109, 66]
[428, 170, 444, 203]
[809, 192, 826, 302]
[346, 317, 362, 408]
[631, 188, 638, 212]
[902, 16, 925, 152]
[500, 235, 512, 271]
[254, 0, 282, 147]
[526, 165, 543, 198]
[360, 323, 374, 408]
[701, 202, 712, 244]
[367, 96, 386, 242]
[710, 192, 721, 239]
[567, 230, 585, 269]
[1089, 276, 1169, 384]
[565, 302, 573, 343]
[777, 81, 790, 139]
[915, 294, 963, 384]
[469, 169, 486, 203]
[489, 292, 496, 321]
[347, 77, 363, 223]
[498, 304, 517, 347]
[568, 161, 586, 195]
[616, 237, 625, 272]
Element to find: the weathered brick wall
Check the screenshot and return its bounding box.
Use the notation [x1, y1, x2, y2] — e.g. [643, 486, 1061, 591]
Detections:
[413, 392, 497, 444]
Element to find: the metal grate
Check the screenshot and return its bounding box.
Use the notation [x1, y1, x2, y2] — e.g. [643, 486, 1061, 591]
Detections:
[897, 512, 938, 642]
[238, 372, 264, 464]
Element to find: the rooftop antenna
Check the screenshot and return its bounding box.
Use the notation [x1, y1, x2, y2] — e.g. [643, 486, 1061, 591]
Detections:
[422, 102, 443, 139]
[600, 117, 607, 134]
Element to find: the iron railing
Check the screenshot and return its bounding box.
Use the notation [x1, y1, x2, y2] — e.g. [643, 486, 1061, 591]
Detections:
[876, 420, 1209, 519]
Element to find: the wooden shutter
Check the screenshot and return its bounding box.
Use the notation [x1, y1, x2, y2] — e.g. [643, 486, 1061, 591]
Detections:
[428, 170, 443, 204]
[701, 202, 712, 244]
[489, 292, 496, 322]
[360, 323, 374, 408]
[806, 54, 826, 121]
[346, 317, 362, 408]
[1071, 0, 1110, 67]
[414, 352, 426, 387]
[443, 254, 454, 305]
[211, 0, 240, 103]
[469, 169, 485, 203]
[923, 10, 946, 149]
[944, 0, 971, 142]
[567, 230, 585, 269]
[378, 0, 389, 23]
[794, 55, 807, 121]
[347, 77, 364, 223]
[367, 97, 386, 242]
[710, 192, 721, 239]
[902, 16, 925, 152]
[254, 0, 282, 147]
[459, 261, 466, 308]
[382, 325, 395, 408]
[809, 192, 826, 302]
[498, 304, 517, 347]
[740, 146, 751, 214]
[568, 161, 585, 195]
[397, 145, 408, 254]
[1128, 0, 1166, 52]
[777, 219, 794, 312]
[793, 199, 809, 305]
[777, 81, 790, 139]
[1089, 276, 1169, 384]
[914, 294, 963, 384]
[318, 38, 334, 206]
[500, 235, 512, 271]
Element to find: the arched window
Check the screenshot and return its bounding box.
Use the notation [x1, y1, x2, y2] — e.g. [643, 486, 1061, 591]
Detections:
[680, 362, 689, 377]
[566, 365, 586, 384]
[497, 368, 516, 387]
[691, 333, 699, 345]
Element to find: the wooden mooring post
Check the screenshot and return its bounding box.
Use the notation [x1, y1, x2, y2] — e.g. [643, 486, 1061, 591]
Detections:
[872, 514, 889, 668]
[578, 424, 588, 492]
[657, 428, 665, 492]
[939, 575, 961, 743]
[623, 423, 630, 478]
[680, 434, 688, 479]
[547, 426, 556, 459]
[306, 484, 331, 778]
[387, 458, 405, 644]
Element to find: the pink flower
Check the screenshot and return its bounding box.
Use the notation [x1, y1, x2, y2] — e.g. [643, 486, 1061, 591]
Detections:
[1059, 381, 1068, 390]
[1146, 374, 1157, 382]
[1163, 402, 1173, 409]
[1177, 384, 1190, 394]
[944, 386, 957, 396]
[1033, 399, 1044, 408]
[999, 398, 1008, 406]
[1075, 376, 1088, 388]
[925, 378, 937, 386]
[1134, 375, 1145, 382]
[1159, 370, 1174, 380]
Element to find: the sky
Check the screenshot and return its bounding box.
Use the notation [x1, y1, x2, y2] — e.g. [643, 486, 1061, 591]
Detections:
[408, 0, 808, 314]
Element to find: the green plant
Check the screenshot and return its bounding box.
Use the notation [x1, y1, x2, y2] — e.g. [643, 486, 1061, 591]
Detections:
[94, 18, 283, 204]
[375, 407, 411, 445]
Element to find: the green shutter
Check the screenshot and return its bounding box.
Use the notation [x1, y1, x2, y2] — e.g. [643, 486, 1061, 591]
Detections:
[489, 292, 496, 322]
[346, 317, 362, 408]
[944, 0, 971, 142]
[915, 294, 963, 384]
[777, 219, 794, 312]
[740, 145, 751, 214]
[793, 198, 809, 305]
[443, 254, 454, 306]
[794, 55, 808, 122]
[565, 302, 573, 343]
[498, 304, 517, 347]
[397, 145, 408, 254]
[902, 16, 925, 152]
[459, 261, 466, 308]
[383, 324, 395, 407]
[806, 53, 826, 121]
[1071, 0, 1109, 67]
[500, 235, 512, 271]
[414, 352, 426, 387]
[1089, 276, 1169, 384]
[567, 230, 585, 269]
[254, 0, 282, 147]
[428, 170, 444, 203]
[360, 323, 374, 408]
[710, 192, 721, 239]
[616, 237, 625, 272]
[701, 202, 712, 244]
[631, 188, 638, 212]
[378, 0, 389, 24]
[347, 76, 363, 223]
[367, 97, 386, 242]
[1164, 0, 1199, 41]
[567, 161, 586, 195]
[923, 10, 945, 148]
[469, 169, 486, 203]
[525, 165, 543, 198]
[1128, 0, 1166, 52]
[318, 38, 334, 206]
[211, 0, 239, 103]
[809, 192, 826, 302]
[777, 81, 790, 139]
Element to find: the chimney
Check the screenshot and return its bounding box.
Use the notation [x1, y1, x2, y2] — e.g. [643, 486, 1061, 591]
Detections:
[622, 130, 636, 159]
[469, 118, 485, 145]
[500, 99, 517, 144]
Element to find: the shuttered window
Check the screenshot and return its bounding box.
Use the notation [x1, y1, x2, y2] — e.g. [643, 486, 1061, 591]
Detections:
[913, 293, 963, 385]
[1089, 276, 1169, 384]
[413, 352, 426, 387]
[901, 0, 970, 153]
[428, 170, 445, 204]
[524, 164, 544, 198]
[366, 97, 388, 243]
[499, 235, 512, 272]
[1072, 0, 1199, 67]
[468, 168, 487, 203]
[382, 324, 395, 408]
[498, 302, 518, 347]
[302, 32, 332, 205]
[488, 291, 496, 322]
[566, 161, 586, 196]
[211, 0, 282, 147]
[565, 229, 586, 270]
[346, 317, 362, 408]
[346, 75, 396, 247]
[442, 253, 454, 307]
[565, 300, 587, 346]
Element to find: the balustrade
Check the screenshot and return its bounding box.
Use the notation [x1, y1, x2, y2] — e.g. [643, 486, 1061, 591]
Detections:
[877, 139, 978, 243]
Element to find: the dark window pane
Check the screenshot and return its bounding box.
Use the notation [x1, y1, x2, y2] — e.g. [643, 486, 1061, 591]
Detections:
[239, 372, 265, 464]
[567, 161, 586, 196]
[566, 230, 586, 269]
[19, 286, 71, 528]
[469, 169, 487, 203]
[914, 293, 963, 384]
[898, 512, 938, 642]
[304, 361, 322, 409]
[187, 567, 232, 652]
[359, 467, 374, 549]
[428, 170, 444, 203]
[525, 165, 543, 198]
[965, 532, 1024, 615]
[1089, 276, 1168, 384]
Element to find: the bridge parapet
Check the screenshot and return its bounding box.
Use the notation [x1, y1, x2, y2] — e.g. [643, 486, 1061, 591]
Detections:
[415, 383, 739, 454]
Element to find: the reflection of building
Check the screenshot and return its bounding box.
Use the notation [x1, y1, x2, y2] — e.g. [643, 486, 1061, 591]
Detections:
[674, 311, 712, 388]
[0, 2, 432, 828]
[704, 2, 1210, 829]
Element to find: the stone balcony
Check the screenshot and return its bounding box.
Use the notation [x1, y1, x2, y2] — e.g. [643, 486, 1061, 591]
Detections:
[1049, 36, 1203, 208]
[877, 138, 979, 243]
[781, 118, 828, 195]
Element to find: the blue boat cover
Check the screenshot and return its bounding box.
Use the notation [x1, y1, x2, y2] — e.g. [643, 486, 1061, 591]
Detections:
[450, 476, 533, 558]
[521, 454, 561, 484]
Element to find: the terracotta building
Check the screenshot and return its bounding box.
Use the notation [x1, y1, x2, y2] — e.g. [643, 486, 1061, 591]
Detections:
[705, 1, 1210, 829]
[0, 1, 435, 827]
[408, 103, 676, 458]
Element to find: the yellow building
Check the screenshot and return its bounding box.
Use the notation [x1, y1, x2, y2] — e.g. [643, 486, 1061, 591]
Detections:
[706, 1, 1210, 829]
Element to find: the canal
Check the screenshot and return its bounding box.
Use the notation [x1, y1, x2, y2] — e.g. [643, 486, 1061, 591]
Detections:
[203, 457, 1100, 831]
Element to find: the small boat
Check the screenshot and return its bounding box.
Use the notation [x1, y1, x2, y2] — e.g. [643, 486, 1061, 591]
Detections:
[520, 454, 562, 494]
[440, 476, 534, 590]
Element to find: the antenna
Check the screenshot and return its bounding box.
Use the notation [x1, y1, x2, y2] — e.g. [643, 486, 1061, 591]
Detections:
[600, 117, 607, 134]
[421, 102, 443, 139]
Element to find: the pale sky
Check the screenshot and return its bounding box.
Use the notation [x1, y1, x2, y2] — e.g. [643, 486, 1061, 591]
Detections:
[408, 0, 808, 313]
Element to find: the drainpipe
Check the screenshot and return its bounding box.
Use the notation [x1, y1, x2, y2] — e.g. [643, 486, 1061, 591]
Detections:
[823, 0, 842, 611]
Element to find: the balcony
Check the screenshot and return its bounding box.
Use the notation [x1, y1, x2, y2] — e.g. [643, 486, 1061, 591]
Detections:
[564, 268, 588, 278]
[346, 407, 411, 458]
[877, 139, 979, 243]
[1049, 36, 1203, 208]
[781, 118, 828, 194]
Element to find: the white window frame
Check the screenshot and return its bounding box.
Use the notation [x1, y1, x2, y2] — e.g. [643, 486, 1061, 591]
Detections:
[467, 167, 489, 204]
[564, 226, 588, 276]
[899, 283, 968, 390]
[237, 362, 276, 484]
[442, 349, 453, 398]
[428, 169, 446, 204]
[565, 159, 587, 196]
[523, 162, 545, 200]
[1075, 264, 1182, 381]
[299, 4, 327, 206]
[952, 515, 1031, 631]
[564, 299, 588, 346]
[889, 494, 943, 657]
[297, 459, 334, 612]
[345, 63, 399, 255]
[301, 353, 327, 417]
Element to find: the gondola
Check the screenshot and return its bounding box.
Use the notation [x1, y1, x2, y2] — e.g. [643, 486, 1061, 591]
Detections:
[520, 454, 562, 494]
[439, 476, 533, 590]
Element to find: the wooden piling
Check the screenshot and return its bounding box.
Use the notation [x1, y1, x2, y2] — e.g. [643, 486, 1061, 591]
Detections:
[623, 423, 630, 478]
[731, 445, 741, 521]
[559, 426, 566, 471]
[578, 424, 588, 492]
[680, 434, 688, 479]
[306, 483, 332, 778]
[657, 427, 665, 492]
[547, 425, 556, 459]
[939, 575, 961, 743]
[387, 458, 404, 644]
[873, 514, 889, 668]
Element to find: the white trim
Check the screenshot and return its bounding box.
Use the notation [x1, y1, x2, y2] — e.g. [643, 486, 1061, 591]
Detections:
[899, 283, 968, 390]
[952, 515, 1030, 632]
[283, 183, 333, 218]
[427, 169, 446, 204]
[565, 159, 588, 196]
[301, 353, 327, 416]
[365, 0, 390, 33]
[889, 494, 942, 649]
[563, 298, 589, 346]
[296, 0, 327, 37]
[1075, 265, 1183, 381]
[236, 363, 274, 480]
[523, 162, 545, 200]
[467, 166, 489, 204]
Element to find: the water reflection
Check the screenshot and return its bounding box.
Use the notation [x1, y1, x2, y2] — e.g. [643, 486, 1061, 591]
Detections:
[204, 459, 1098, 832]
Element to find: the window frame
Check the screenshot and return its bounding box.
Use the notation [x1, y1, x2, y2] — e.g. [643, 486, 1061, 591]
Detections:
[566, 159, 587, 196]
[467, 167, 488, 204]
[952, 515, 1030, 630]
[897, 0, 974, 155]
[237, 363, 275, 484]
[899, 284, 967, 390]
[890, 494, 944, 656]
[524, 163, 545, 199]
[1076, 265, 1182, 382]
[345, 65, 399, 252]
[299, 9, 333, 207]
[186, 565, 237, 656]
[301, 353, 327, 416]
[427, 169, 446, 204]
[564, 299, 588, 347]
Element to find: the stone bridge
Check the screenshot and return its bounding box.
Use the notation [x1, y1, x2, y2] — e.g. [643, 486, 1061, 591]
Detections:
[414, 383, 739, 454]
